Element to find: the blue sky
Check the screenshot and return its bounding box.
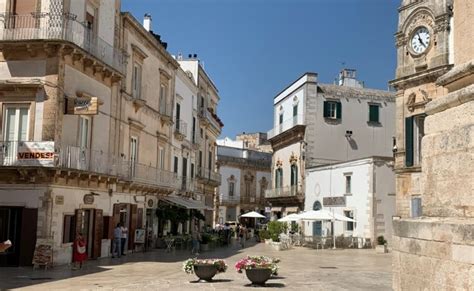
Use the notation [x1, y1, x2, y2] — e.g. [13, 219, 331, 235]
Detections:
[122, 0, 400, 139]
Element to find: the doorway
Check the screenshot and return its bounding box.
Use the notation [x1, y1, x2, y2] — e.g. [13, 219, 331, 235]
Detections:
[75, 209, 103, 259]
[0, 207, 37, 267]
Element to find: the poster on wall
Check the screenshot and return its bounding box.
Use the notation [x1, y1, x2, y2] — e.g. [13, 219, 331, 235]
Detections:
[17, 141, 55, 167]
[134, 229, 145, 244]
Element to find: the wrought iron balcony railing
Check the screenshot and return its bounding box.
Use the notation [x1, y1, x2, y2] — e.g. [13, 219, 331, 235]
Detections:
[267, 114, 305, 139]
[264, 185, 302, 198]
[196, 166, 221, 184]
[0, 13, 126, 73]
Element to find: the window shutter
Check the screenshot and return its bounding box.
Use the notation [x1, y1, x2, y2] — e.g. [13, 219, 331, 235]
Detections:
[369, 105, 379, 123]
[374, 106, 379, 122]
[336, 102, 342, 119]
[323, 101, 329, 118]
[405, 117, 414, 167]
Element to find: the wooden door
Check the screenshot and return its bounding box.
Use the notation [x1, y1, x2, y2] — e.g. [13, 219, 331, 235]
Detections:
[92, 209, 103, 259]
[137, 208, 143, 229]
[110, 204, 120, 239]
[129, 204, 138, 250]
[75, 209, 84, 237]
[19, 208, 37, 266]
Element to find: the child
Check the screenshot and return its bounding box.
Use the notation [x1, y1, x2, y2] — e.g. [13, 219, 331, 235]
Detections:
[72, 233, 87, 269]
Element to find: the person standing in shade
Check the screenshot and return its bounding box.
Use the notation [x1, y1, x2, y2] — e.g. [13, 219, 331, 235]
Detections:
[191, 223, 201, 255]
[113, 223, 122, 258]
[120, 224, 128, 256]
[239, 224, 247, 248]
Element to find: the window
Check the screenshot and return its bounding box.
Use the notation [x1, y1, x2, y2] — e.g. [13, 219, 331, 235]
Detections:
[345, 175, 352, 194]
[279, 113, 283, 125]
[369, 104, 380, 123]
[190, 163, 194, 178]
[182, 157, 187, 177]
[411, 197, 422, 218]
[79, 116, 90, 149]
[192, 117, 196, 143]
[344, 210, 354, 231]
[62, 215, 75, 243]
[323, 101, 342, 119]
[173, 156, 179, 173]
[199, 151, 203, 167]
[293, 104, 298, 117]
[130, 137, 138, 176]
[3, 105, 29, 142]
[275, 168, 283, 188]
[290, 165, 298, 186]
[229, 181, 235, 196]
[405, 115, 425, 167]
[208, 150, 212, 170]
[159, 147, 165, 169]
[132, 63, 142, 98]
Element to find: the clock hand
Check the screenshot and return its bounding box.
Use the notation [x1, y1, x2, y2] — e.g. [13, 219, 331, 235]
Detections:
[417, 34, 426, 47]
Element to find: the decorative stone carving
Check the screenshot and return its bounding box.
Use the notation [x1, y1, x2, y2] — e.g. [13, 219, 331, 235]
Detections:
[289, 152, 298, 165]
[406, 89, 432, 112]
[275, 159, 283, 168]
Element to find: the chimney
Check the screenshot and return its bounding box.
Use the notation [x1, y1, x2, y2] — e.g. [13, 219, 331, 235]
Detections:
[143, 13, 152, 32]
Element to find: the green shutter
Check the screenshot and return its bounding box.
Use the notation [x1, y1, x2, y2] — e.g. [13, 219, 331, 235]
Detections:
[405, 117, 414, 167]
[336, 102, 342, 119]
[323, 101, 329, 118]
[369, 105, 379, 123]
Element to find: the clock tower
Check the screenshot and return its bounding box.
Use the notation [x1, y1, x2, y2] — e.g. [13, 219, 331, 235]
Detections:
[391, 0, 474, 290]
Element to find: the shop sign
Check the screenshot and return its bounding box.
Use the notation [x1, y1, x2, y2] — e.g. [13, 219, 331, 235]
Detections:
[17, 141, 55, 167]
[65, 97, 99, 115]
[265, 207, 271, 213]
[323, 196, 346, 207]
[147, 199, 154, 208]
[55, 195, 64, 205]
[83, 194, 95, 205]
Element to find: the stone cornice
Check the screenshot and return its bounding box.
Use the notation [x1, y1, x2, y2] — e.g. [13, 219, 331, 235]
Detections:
[425, 83, 474, 115]
[437, 61, 474, 86]
[390, 65, 452, 90]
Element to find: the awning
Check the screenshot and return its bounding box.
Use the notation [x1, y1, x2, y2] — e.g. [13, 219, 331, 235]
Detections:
[285, 207, 299, 213]
[162, 195, 211, 210]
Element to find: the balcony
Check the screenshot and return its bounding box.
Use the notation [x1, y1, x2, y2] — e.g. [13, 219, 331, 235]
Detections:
[174, 119, 187, 140]
[0, 141, 181, 191]
[267, 114, 305, 140]
[198, 106, 222, 133]
[180, 177, 195, 193]
[219, 194, 240, 205]
[196, 166, 221, 186]
[265, 186, 302, 199]
[159, 102, 173, 124]
[0, 13, 126, 74]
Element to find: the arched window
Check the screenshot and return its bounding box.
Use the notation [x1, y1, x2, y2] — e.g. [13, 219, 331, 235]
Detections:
[313, 201, 322, 211]
[290, 165, 298, 187]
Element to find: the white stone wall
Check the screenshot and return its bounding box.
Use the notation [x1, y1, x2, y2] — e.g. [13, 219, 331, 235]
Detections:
[219, 166, 241, 199]
[271, 142, 301, 188]
[304, 158, 395, 244]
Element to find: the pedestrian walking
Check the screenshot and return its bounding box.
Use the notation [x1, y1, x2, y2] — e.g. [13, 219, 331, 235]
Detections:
[113, 223, 122, 258]
[72, 233, 87, 269]
[239, 224, 247, 248]
[191, 223, 201, 255]
[120, 224, 128, 256]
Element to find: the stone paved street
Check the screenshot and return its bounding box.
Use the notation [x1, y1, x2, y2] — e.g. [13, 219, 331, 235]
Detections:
[0, 241, 392, 290]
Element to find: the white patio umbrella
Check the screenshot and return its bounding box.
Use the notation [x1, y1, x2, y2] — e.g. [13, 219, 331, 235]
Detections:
[295, 209, 356, 249]
[278, 213, 301, 222]
[240, 211, 266, 218]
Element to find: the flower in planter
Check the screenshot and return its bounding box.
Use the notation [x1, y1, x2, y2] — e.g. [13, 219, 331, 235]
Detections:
[235, 256, 280, 275]
[182, 258, 228, 274]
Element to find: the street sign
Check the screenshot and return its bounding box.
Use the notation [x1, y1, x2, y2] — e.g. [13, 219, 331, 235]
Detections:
[323, 196, 346, 207]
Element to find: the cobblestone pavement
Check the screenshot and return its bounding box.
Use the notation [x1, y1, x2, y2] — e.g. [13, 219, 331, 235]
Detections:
[0, 241, 392, 290]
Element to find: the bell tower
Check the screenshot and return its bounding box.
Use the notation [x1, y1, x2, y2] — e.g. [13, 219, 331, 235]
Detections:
[390, 0, 452, 220]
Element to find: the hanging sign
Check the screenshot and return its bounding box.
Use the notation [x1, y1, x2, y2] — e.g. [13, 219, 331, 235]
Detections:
[65, 97, 99, 115]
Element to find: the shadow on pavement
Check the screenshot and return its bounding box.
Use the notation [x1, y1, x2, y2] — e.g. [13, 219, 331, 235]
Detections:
[0, 240, 258, 290]
[244, 283, 286, 288]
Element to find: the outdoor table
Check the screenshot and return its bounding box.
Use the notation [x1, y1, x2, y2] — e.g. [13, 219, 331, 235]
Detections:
[164, 238, 175, 252]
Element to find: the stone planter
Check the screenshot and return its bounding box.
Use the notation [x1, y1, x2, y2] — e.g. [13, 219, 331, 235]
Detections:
[245, 268, 273, 285]
[193, 264, 218, 282]
[264, 239, 272, 245]
[200, 243, 209, 252]
[271, 242, 282, 251]
[376, 245, 388, 253]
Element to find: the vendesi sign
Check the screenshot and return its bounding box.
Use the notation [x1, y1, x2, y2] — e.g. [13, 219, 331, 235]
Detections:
[65, 97, 99, 115]
[17, 141, 55, 167]
[323, 196, 346, 207]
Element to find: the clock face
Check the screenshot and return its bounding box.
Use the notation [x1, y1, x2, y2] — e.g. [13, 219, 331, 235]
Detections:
[411, 26, 431, 54]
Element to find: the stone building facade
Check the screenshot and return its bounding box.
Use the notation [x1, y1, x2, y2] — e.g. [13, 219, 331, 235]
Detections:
[216, 137, 271, 225]
[0, 1, 222, 267]
[266, 70, 395, 219]
[391, 0, 473, 290]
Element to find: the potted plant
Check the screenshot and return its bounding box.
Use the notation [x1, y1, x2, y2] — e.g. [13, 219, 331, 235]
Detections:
[200, 233, 211, 252]
[235, 256, 280, 285]
[376, 235, 388, 253]
[183, 258, 227, 282]
[258, 230, 272, 244]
